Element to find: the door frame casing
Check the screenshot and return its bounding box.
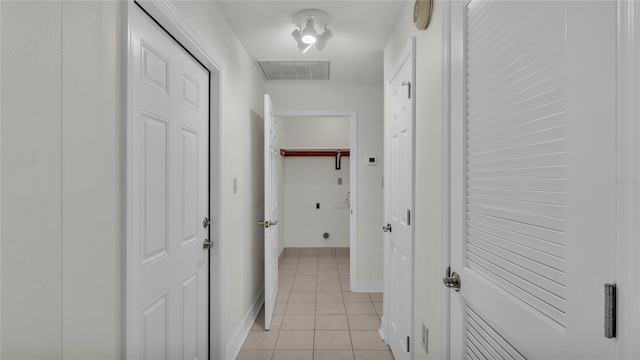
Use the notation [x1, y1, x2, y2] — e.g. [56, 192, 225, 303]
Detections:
[274, 110, 358, 290]
[616, 0, 640, 358]
[440, 0, 452, 358]
[381, 37, 416, 352]
[124, 1, 226, 358]
[263, 94, 280, 331]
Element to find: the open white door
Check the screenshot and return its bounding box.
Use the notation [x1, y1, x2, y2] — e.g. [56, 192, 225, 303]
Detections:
[127, 4, 209, 359]
[383, 39, 415, 359]
[449, 1, 617, 358]
[262, 94, 280, 330]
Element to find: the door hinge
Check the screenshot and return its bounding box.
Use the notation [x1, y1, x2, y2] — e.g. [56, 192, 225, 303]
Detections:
[383, 223, 392, 233]
[605, 283, 616, 338]
[402, 81, 412, 99]
[407, 336, 410, 352]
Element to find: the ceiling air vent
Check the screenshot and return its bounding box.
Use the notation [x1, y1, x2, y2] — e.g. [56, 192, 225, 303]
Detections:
[258, 60, 330, 80]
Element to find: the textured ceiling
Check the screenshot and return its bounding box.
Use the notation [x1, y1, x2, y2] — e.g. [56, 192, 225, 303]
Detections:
[216, 0, 409, 85]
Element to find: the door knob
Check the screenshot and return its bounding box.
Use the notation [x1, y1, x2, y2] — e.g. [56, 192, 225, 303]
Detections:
[443, 267, 461, 291]
[203, 239, 214, 250]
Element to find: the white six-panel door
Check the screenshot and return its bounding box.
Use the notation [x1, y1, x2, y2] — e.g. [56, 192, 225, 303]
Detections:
[449, 1, 617, 358]
[384, 40, 415, 360]
[127, 5, 209, 359]
[263, 94, 280, 330]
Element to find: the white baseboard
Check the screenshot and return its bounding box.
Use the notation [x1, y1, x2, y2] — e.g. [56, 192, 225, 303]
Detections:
[379, 316, 388, 344]
[225, 287, 264, 360]
[356, 280, 383, 292]
[379, 320, 388, 342]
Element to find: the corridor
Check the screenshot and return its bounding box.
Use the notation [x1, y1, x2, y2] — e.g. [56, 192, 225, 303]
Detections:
[237, 250, 392, 360]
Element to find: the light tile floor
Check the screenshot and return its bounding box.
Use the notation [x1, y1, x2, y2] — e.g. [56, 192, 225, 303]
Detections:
[237, 252, 394, 360]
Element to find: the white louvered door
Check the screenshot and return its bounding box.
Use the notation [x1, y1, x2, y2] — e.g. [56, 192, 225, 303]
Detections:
[450, 1, 617, 358]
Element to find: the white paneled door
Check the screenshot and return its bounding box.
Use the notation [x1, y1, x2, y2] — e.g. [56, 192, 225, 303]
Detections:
[263, 94, 280, 330]
[127, 5, 209, 359]
[384, 40, 415, 360]
[449, 1, 617, 358]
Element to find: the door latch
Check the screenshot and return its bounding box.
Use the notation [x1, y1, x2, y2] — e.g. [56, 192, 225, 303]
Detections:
[382, 223, 392, 232]
[258, 220, 278, 228]
[203, 238, 213, 250]
[443, 267, 461, 291]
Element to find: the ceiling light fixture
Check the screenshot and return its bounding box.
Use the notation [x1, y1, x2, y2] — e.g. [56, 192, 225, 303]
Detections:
[301, 18, 318, 44]
[291, 9, 333, 53]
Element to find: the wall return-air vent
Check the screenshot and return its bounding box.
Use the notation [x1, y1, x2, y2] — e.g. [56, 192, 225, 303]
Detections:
[258, 60, 330, 80]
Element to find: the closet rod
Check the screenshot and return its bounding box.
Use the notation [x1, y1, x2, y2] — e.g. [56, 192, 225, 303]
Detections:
[280, 149, 350, 170]
[279, 149, 350, 157]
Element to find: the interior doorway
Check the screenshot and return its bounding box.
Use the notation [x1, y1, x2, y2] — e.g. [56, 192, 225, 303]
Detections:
[275, 110, 358, 290]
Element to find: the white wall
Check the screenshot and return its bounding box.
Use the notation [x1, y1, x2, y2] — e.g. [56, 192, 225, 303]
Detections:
[284, 158, 350, 248]
[282, 116, 350, 149]
[1, 1, 123, 358]
[278, 119, 286, 259]
[0, 2, 3, 352]
[266, 84, 384, 283]
[1, 2, 62, 357]
[61, 2, 124, 357]
[384, 1, 444, 359]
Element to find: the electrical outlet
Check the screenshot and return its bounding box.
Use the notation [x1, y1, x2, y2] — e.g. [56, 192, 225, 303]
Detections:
[422, 323, 428, 353]
[367, 156, 377, 165]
